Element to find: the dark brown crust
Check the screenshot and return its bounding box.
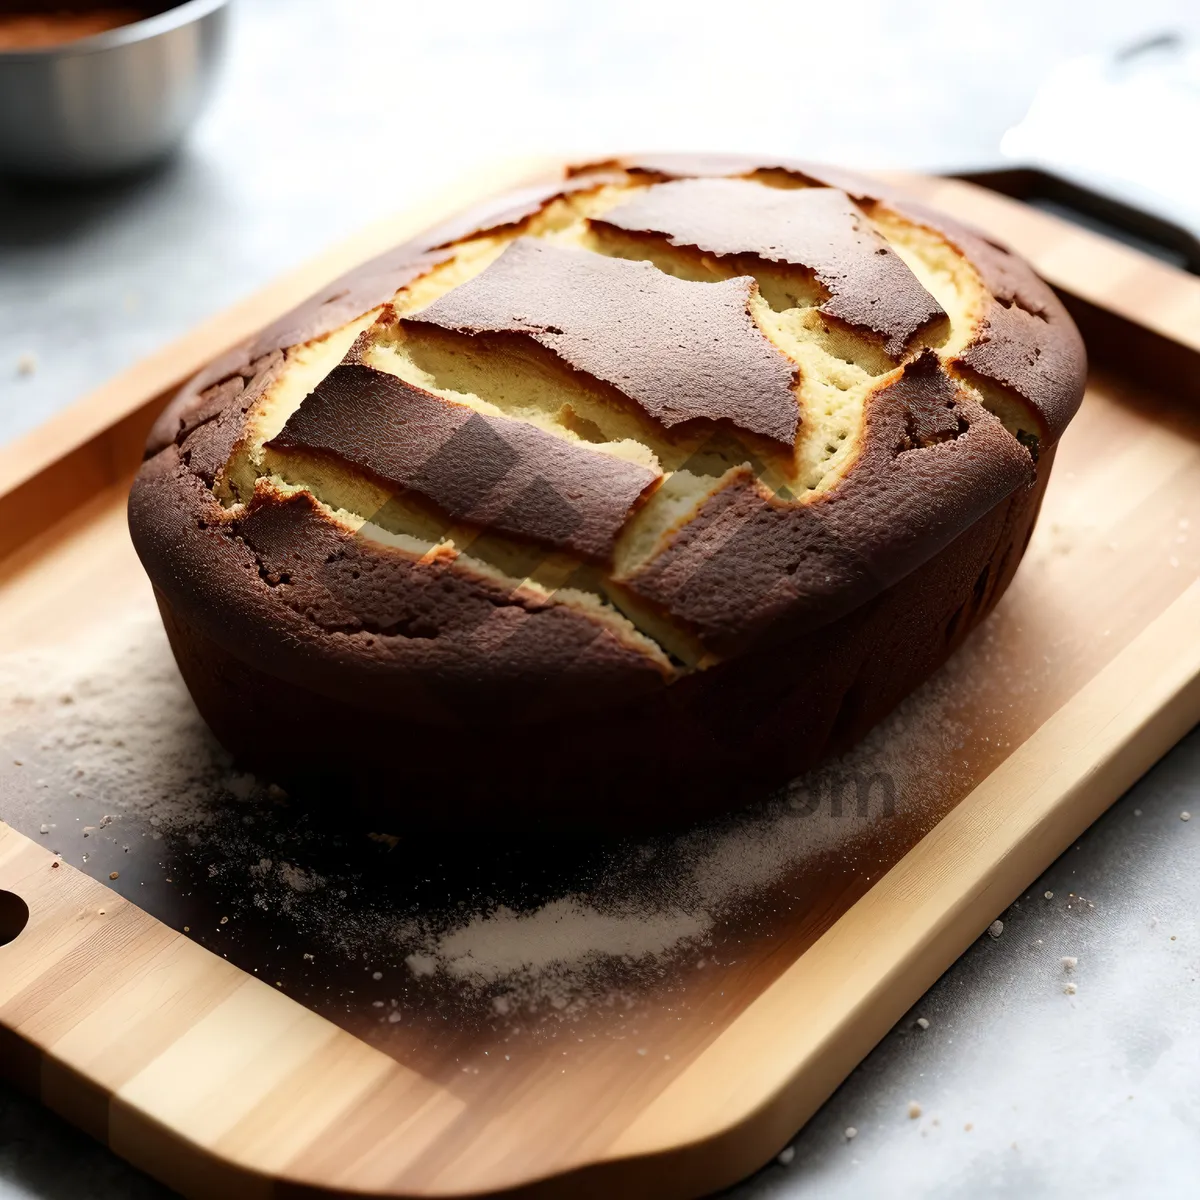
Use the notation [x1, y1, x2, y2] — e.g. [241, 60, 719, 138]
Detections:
[269, 362, 661, 563]
[597, 178, 945, 356]
[619, 352, 1032, 652]
[128, 154, 1087, 830]
[151, 448, 1054, 832]
[409, 237, 801, 445]
[874, 195, 1086, 440]
[129, 446, 670, 730]
[174, 351, 286, 490]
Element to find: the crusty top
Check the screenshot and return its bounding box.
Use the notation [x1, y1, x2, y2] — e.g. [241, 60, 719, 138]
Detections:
[268, 360, 661, 562]
[409, 237, 802, 443]
[130, 154, 1087, 723]
[595, 178, 945, 358]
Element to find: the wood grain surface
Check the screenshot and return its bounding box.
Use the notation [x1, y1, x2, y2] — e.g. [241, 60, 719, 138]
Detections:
[1, 168, 1199, 1199]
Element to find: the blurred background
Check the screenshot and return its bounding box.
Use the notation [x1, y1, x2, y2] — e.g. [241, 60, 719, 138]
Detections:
[3, 0, 1200, 448]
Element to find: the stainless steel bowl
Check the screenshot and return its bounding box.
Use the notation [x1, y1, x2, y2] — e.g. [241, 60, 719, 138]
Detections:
[0, 0, 230, 178]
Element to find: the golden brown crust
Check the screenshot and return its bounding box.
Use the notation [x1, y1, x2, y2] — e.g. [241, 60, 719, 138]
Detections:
[129, 154, 1088, 826]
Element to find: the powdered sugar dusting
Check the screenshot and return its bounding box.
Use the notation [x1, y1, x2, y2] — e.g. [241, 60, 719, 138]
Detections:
[434, 899, 710, 984]
[2, 626, 237, 833]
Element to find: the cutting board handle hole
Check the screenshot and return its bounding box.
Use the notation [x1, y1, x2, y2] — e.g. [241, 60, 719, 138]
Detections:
[0, 890, 30, 946]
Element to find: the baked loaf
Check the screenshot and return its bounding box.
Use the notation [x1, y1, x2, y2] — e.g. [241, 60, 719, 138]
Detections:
[129, 155, 1086, 832]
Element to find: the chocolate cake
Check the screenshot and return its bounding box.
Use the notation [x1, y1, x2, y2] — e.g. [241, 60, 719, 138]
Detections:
[129, 156, 1086, 831]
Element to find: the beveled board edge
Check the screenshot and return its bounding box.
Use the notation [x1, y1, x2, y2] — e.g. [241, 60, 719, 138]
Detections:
[604, 580, 1200, 1188]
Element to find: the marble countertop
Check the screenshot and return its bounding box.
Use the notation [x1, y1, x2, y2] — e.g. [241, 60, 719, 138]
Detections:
[2, 1, 1199, 1196]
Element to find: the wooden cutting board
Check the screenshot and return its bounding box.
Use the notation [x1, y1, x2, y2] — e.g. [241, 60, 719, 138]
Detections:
[1, 163, 1199, 1200]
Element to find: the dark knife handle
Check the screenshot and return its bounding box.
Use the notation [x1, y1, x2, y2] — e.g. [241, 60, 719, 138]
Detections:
[952, 166, 1200, 276]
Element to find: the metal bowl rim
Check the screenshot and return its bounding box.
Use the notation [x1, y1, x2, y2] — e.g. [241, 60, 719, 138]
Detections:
[0, 0, 229, 62]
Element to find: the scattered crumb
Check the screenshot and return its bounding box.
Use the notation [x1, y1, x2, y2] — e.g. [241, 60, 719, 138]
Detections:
[1134, 809, 1142, 817]
[844, 1127, 858, 1140]
[908, 1102, 922, 1119]
[1062, 957, 1077, 972]
[372, 970, 383, 980]
[405, 953, 437, 978]
[777, 1146, 795, 1166]
[964, 1123, 973, 1132]
[1044, 891, 1054, 900]
[225, 772, 256, 801]
[916, 1017, 930, 1030]
[386, 1009, 402, 1023]
[39, 823, 48, 835]
[16, 353, 37, 377]
[108, 871, 119, 880]
[1181, 812, 1192, 822]
[987, 920, 1004, 939]
[1064, 982, 1077, 995]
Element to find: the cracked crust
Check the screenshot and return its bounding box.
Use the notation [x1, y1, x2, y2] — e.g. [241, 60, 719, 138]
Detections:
[129, 155, 1086, 829]
[618, 352, 1033, 653]
[583, 153, 1085, 443]
[410, 237, 801, 443]
[268, 362, 662, 562]
[595, 178, 945, 357]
